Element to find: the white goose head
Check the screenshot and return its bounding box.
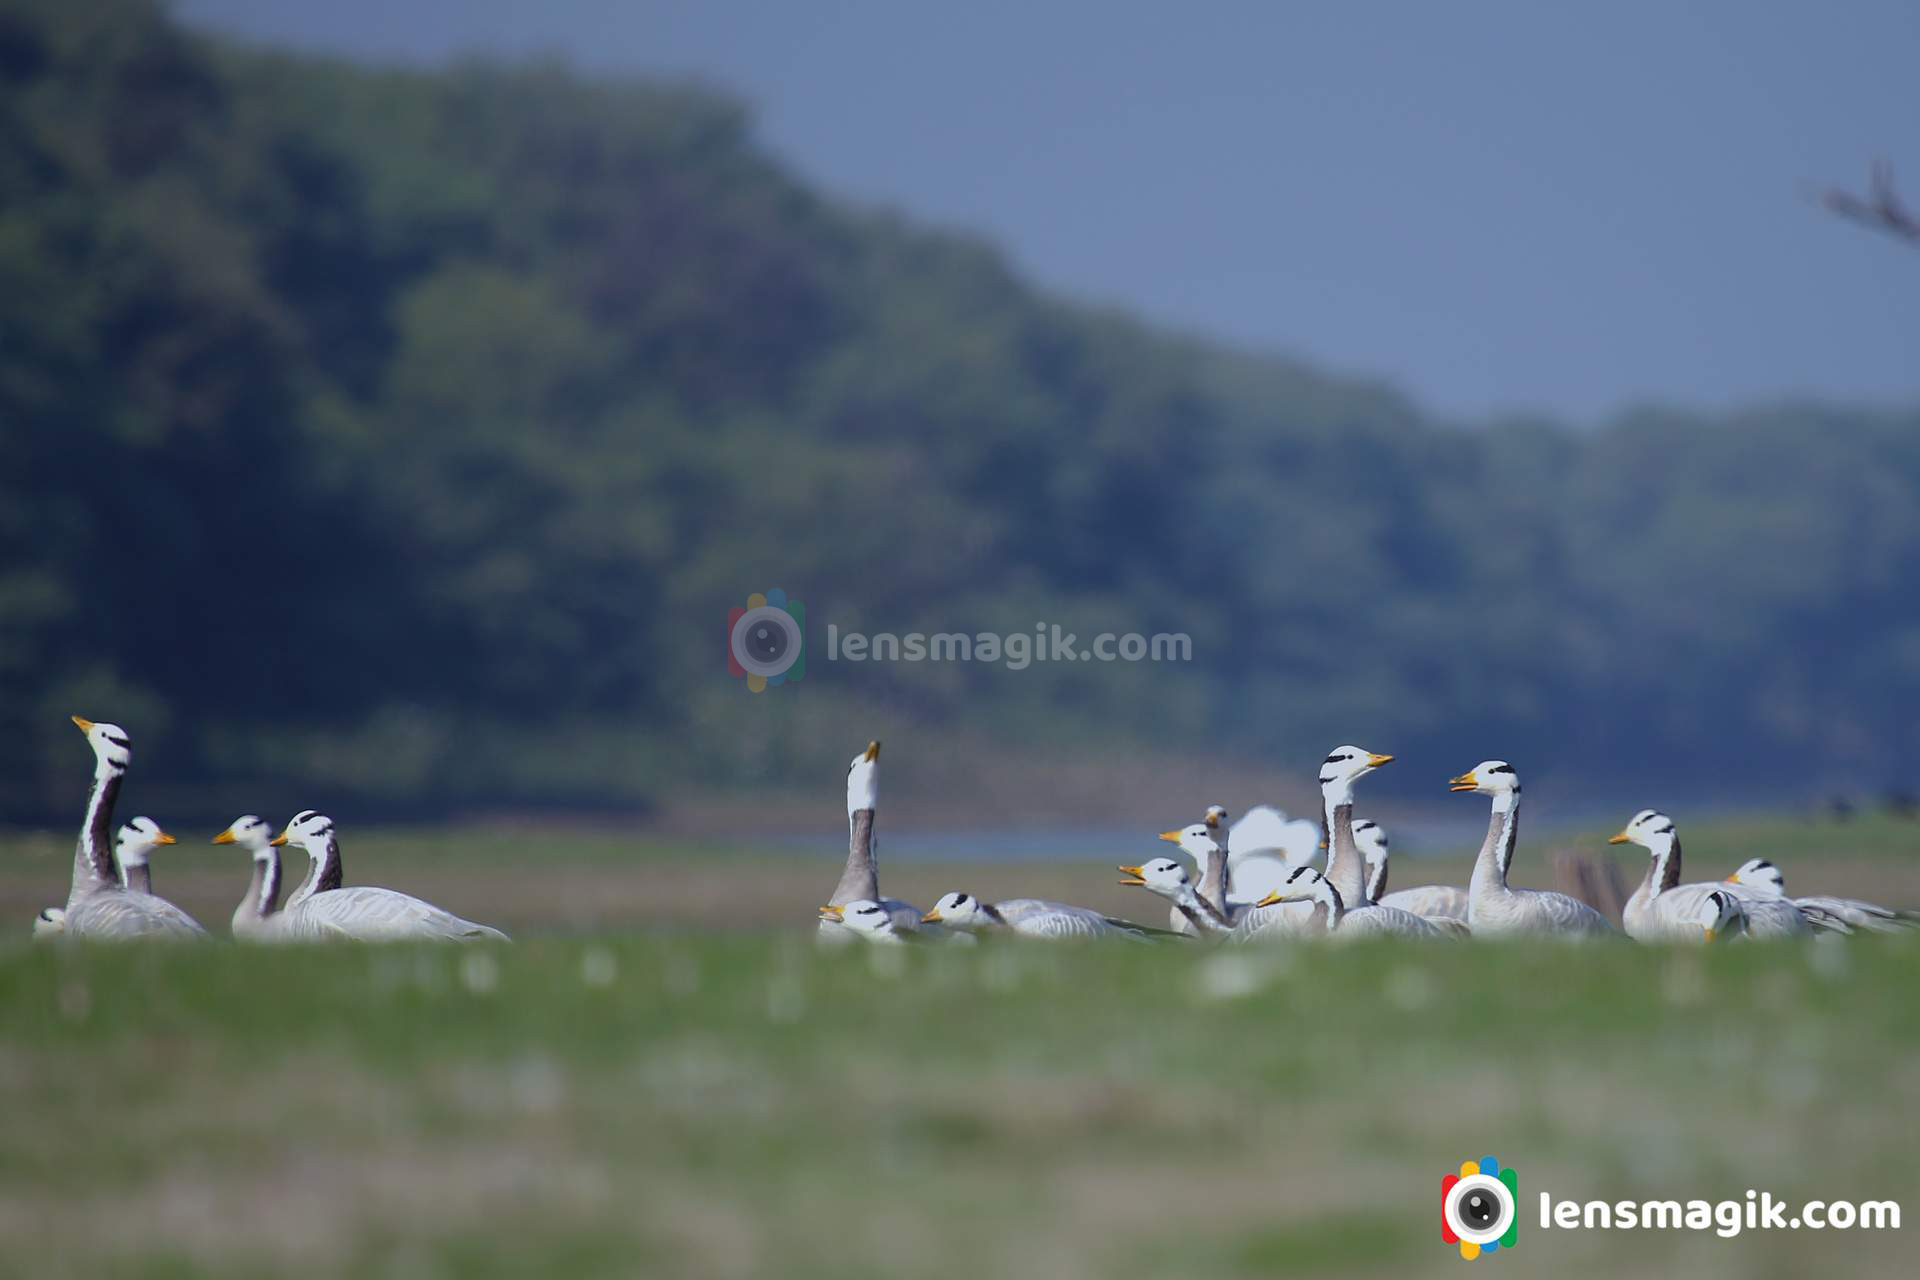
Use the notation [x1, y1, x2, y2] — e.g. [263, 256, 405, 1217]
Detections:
[1203, 804, 1229, 833]
[273, 810, 336, 854]
[71, 716, 131, 775]
[1352, 819, 1388, 865]
[1320, 745, 1393, 805]
[1698, 888, 1746, 943]
[114, 817, 175, 870]
[818, 899, 899, 942]
[921, 891, 995, 929]
[1724, 858, 1785, 898]
[1448, 760, 1520, 810]
[1157, 823, 1222, 865]
[1254, 864, 1336, 908]
[1606, 809, 1676, 853]
[212, 814, 277, 859]
[1118, 856, 1196, 900]
[846, 740, 880, 817]
[33, 906, 67, 937]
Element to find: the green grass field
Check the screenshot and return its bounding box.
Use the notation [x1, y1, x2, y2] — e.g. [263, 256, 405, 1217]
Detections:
[2, 818, 1916, 1278]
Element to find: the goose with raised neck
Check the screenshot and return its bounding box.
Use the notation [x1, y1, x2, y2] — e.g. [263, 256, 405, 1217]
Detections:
[214, 816, 285, 939]
[1319, 744, 1394, 908]
[114, 817, 176, 896]
[1725, 857, 1918, 933]
[249, 812, 509, 942]
[1158, 821, 1238, 935]
[819, 740, 936, 941]
[60, 718, 207, 939]
[1449, 761, 1614, 938]
[1608, 811, 1811, 939]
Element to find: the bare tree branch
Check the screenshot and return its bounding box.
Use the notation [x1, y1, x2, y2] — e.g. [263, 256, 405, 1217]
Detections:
[1809, 158, 1920, 247]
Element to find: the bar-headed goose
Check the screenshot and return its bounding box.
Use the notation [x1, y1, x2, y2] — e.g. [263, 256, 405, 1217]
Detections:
[213, 816, 285, 940]
[819, 741, 937, 942]
[1158, 822, 1238, 934]
[1449, 761, 1614, 938]
[251, 812, 509, 942]
[61, 718, 207, 940]
[33, 907, 67, 937]
[1725, 857, 1917, 934]
[1118, 857, 1233, 936]
[1256, 866, 1456, 939]
[921, 891, 1167, 941]
[818, 900, 906, 944]
[1608, 811, 1811, 940]
[114, 817, 176, 895]
[1358, 818, 1469, 921]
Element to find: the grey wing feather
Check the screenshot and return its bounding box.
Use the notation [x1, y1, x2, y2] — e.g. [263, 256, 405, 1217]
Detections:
[66, 888, 209, 939]
[274, 887, 508, 942]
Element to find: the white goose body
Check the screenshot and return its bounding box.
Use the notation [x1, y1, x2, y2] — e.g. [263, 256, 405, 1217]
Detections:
[61, 718, 208, 940]
[1259, 866, 1455, 940]
[248, 812, 508, 943]
[1222, 804, 1321, 910]
[1451, 761, 1615, 939]
[1609, 812, 1811, 941]
[925, 892, 1158, 940]
[1358, 820, 1470, 922]
[1725, 858, 1916, 934]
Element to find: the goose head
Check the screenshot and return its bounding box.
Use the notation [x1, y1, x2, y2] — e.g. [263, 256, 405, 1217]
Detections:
[1253, 864, 1335, 908]
[1698, 888, 1746, 943]
[922, 891, 995, 929]
[818, 899, 900, 942]
[71, 715, 131, 775]
[1320, 745, 1393, 805]
[1724, 858, 1785, 898]
[1203, 804, 1229, 833]
[33, 907, 67, 937]
[1117, 856, 1195, 900]
[846, 740, 880, 817]
[272, 810, 336, 854]
[1606, 809, 1675, 853]
[1157, 823, 1222, 865]
[114, 816, 175, 871]
[1448, 760, 1520, 810]
[213, 815, 278, 862]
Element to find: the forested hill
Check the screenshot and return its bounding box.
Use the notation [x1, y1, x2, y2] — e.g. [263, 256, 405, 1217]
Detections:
[4, 0, 1919, 820]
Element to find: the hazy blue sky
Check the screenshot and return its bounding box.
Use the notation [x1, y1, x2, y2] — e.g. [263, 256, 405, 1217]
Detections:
[176, 0, 1919, 422]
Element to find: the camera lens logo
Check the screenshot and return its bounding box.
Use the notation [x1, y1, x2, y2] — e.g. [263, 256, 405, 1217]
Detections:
[1441, 1156, 1518, 1260]
[727, 589, 805, 692]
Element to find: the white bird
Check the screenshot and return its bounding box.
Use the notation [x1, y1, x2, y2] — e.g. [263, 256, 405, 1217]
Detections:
[1357, 818, 1470, 922]
[33, 907, 67, 938]
[1118, 857, 1234, 936]
[114, 817, 177, 895]
[1449, 761, 1615, 938]
[1255, 865, 1457, 939]
[212, 815, 286, 940]
[1158, 821, 1238, 934]
[1697, 887, 1748, 944]
[1608, 810, 1811, 940]
[818, 899, 906, 944]
[60, 717, 208, 940]
[1238, 745, 1393, 940]
[1224, 803, 1320, 904]
[240, 812, 509, 942]
[1724, 857, 1918, 934]
[818, 741, 939, 942]
[920, 891, 1167, 941]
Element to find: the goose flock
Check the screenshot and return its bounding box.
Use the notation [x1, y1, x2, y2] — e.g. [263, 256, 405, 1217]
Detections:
[34, 717, 507, 942]
[814, 740, 1917, 946]
[27, 718, 1916, 945]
